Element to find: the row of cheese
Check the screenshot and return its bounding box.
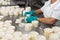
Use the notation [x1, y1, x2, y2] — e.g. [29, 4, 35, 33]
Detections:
[44, 26, 60, 40]
[0, 6, 24, 16]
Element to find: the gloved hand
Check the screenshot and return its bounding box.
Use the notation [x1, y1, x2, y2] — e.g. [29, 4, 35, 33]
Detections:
[24, 10, 35, 16]
[26, 16, 38, 23]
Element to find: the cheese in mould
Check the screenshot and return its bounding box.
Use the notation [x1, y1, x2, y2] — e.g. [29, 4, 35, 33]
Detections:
[5, 20, 12, 24]
[29, 31, 39, 40]
[13, 31, 22, 37]
[37, 35, 46, 40]
[25, 23, 33, 31]
[6, 30, 14, 34]
[7, 26, 15, 30]
[49, 33, 60, 40]
[29, 31, 39, 37]
[52, 27, 60, 33]
[32, 20, 39, 28]
[44, 28, 53, 38]
[3, 34, 13, 40]
[22, 34, 29, 40]
[19, 23, 25, 27]
[0, 29, 5, 38]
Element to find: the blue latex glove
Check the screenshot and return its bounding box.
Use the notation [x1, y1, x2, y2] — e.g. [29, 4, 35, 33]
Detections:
[26, 16, 38, 23]
[24, 10, 35, 16]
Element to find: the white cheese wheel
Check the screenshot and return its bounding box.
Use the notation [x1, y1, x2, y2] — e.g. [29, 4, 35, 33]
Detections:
[3, 23, 11, 28]
[5, 20, 12, 24]
[19, 23, 25, 27]
[3, 34, 13, 40]
[2, 27, 7, 32]
[44, 28, 53, 38]
[0, 31, 5, 38]
[49, 33, 60, 40]
[7, 2, 10, 5]
[6, 30, 14, 34]
[37, 35, 46, 40]
[8, 26, 15, 30]
[22, 34, 29, 40]
[11, 37, 22, 40]
[32, 20, 39, 28]
[25, 23, 33, 31]
[13, 31, 22, 37]
[13, 11, 18, 16]
[15, 19, 21, 23]
[29, 31, 39, 38]
[52, 27, 60, 33]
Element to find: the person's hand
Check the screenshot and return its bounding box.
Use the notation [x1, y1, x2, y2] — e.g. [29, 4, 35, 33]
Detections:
[24, 10, 35, 17]
[26, 16, 38, 23]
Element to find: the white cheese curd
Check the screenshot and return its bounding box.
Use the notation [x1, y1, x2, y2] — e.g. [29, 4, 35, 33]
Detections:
[32, 20, 39, 28]
[3, 23, 11, 28]
[0, 22, 4, 28]
[37, 35, 46, 40]
[6, 30, 14, 34]
[11, 37, 22, 40]
[13, 11, 18, 16]
[44, 28, 53, 38]
[2, 27, 7, 32]
[8, 26, 15, 30]
[25, 23, 33, 31]
[3, 34, 13, 40]
[2, 38, 8, 40]
[13, 31, 22, 37]
[8, 11, 13, 16]
[0, 31, 5, 38]
[52, 27, 60, 33]
[54, 32, 60, 38]
[15, 19, 21, 23]
[49, 33, 60, 40]
[19, 23, 25, 27]
[29, 31, 39, 38]
[5, 20, 12, 24]
[7, 2, 10, 5]
[22, 34, 29, 40]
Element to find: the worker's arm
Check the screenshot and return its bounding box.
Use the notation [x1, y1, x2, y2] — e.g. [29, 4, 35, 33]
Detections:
[35, 9, 42, 14]
[37, 18, 57, 24]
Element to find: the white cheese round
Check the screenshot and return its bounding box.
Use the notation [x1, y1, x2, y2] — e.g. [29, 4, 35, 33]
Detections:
[49, 33, 60, 40]
[32, 20, 39, 28]
[52, 27, 60, 33]
[25, 23, 33, 31]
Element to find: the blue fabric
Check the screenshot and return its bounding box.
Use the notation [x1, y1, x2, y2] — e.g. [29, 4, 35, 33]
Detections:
[24, 10, 35, 16]
[26, 16, 38, 23]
